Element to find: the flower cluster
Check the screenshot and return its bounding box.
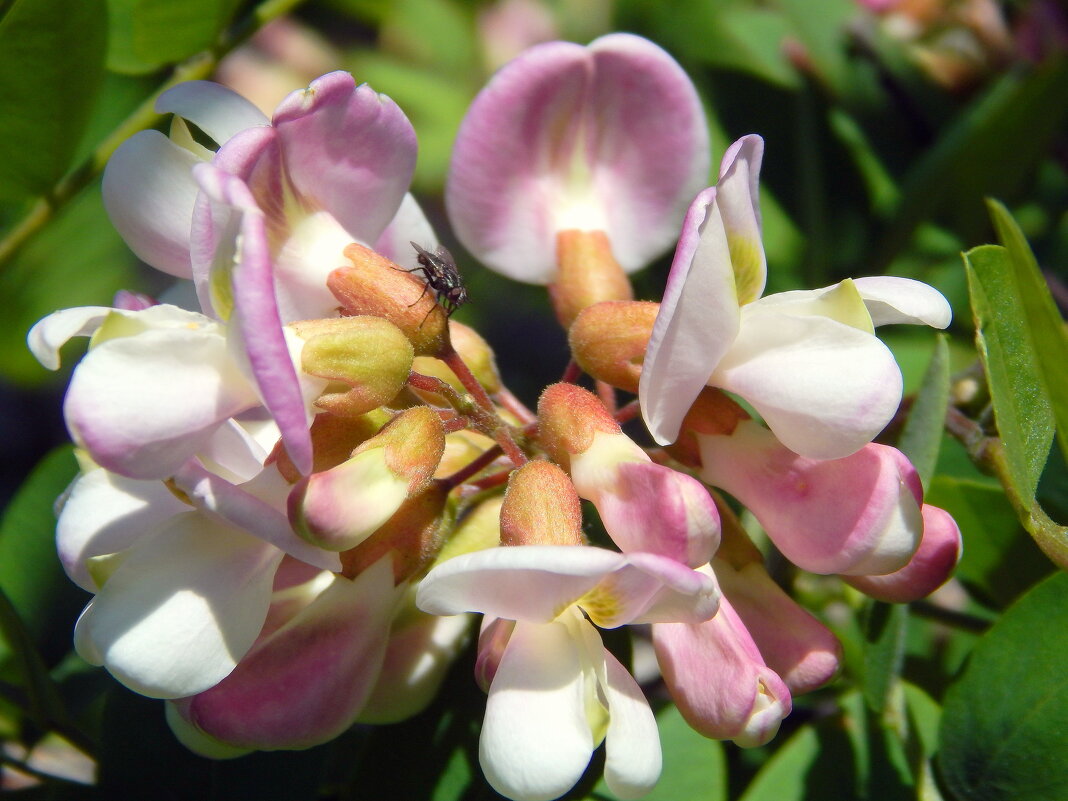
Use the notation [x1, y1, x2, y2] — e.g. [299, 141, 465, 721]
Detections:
[30, 32, 960, 801]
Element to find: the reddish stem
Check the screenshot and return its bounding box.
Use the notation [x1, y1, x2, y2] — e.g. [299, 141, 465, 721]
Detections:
[440, 444, 505, 489]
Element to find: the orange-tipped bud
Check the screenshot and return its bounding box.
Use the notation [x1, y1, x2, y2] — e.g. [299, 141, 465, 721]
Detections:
[288, 406, 445, 551]
[340, 483, 451, 583]
[548, 230, 634, 329]
[537, 383, 620, 469]
[500, 461, 584, 546]
[293, 316, 414, 418]
[569, 301, 659, 393]
[329, 243, 451, 357]
[667, 388, 751, 468]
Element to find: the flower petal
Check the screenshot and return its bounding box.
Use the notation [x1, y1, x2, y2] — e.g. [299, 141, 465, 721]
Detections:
[480, 620, 593, 801]
[156, 80, 268, 146]
[28, 306, 111, 370]
[716, 135, 766, 304]
[56, 467, 188, 591]
[374, 193, 439, 271]
[713, 308, 902, 459]
[174, 558, 403, 749]
[102, 131, 200, 277]
[852, 276, 953, 328]
[272, 72, 417, 245]
[79, 512, 282, 698]
[640, 188, 740, 446]
[602, 649, 661, 800]
[416, 544, 626, 623]
[586, 553, 720, 628]
[64, 325, 260, 479]
[447, 34, 708, 283]
[171, 461, 341, 572]
[193, 163, 314, 475]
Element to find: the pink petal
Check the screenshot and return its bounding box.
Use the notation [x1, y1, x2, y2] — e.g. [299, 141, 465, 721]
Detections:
[640, 188, 740, 446]
[373, 193, 439, 271]
[272, 71, 417, 245]
[193, 163, 314, 475]
[699, 423, 924, 575]
[844, 504, 962, 602]
[653, 597, 791, 746]
[447, 34, 708, 283]
[175, 558, 404, 748]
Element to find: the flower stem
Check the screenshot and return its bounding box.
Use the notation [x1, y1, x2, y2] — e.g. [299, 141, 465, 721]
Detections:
[440, 445, 505, 490]
[440, 347, 527, 467]
[0, 0, 310, 267]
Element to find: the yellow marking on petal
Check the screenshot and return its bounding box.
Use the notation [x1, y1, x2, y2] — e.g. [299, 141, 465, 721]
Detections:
[577, 583, 622, 627]
[815, 279, 874, 333]
[728, 233, 765, 305]
[87, 551, 129, 588]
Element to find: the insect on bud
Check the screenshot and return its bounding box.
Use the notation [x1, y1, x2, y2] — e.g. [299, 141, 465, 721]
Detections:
[329, 244, 453, 357]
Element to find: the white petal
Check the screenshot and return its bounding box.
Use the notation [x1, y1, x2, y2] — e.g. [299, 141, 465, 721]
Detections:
[416, 545, 625, 622]
[83, 512, 282, 698]
[852, 276, 953, 328]
[28, 306, 111, 370]
[102, 131, 200, 277]
[602, 650, 661, 799]
[713, 310, 902, 459]
[156, 80, 268, 146]
[373, 193, 439, 271]
[640, 188, 740, 446]
[480, 621, 593, 801]
[56, 467, 187, 591]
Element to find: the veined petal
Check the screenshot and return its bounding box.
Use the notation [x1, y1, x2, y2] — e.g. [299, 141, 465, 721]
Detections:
[602, 649, 661, 800]
[193, 163, 313, 475]
[156, 80, 268, 147]
[416, 545, 626, 623]
[480, 620, 593, 801]
[64, 326, 260, 479]
[716, 135, 766, 304]
[28, 306, 111, 370]
[640, 189, 740, 446]
[79, 512, 282, 698]
[447, 34, 708, 283]
[852, 276, 953, 328]
[57, 467, 188, 591]
[102, 131, 200, 278]
[713, 308, 902, 459]
[273, 72, 417, 245]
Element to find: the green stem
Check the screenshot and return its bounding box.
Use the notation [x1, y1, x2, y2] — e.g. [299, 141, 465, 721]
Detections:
[0, 0, 309, 267]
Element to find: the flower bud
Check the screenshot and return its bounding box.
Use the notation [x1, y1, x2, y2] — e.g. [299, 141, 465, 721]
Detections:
[436, 495, 504, 562]
[549, 230, 634, 329]
[653, 587, 791, 747]
[292, 316, 414, 417]
[329, 243, 451, 357]
[844, 504, 962, 602]
[271, 409, 388, 483]
[666, 388, 751, 469]
[340, 482, 451, 583]
[500, 461, 584, 546]
[569, 301, 658, 393]
[537, 382, 620, 469]
[699, 421, 923, 576]
[289, 406, 445, 551]
[435, 430, 500, 479]
[411, 321, 501, 401]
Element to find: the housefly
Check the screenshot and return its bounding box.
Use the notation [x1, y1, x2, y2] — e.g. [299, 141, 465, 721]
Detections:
[401, 242, 470, 325]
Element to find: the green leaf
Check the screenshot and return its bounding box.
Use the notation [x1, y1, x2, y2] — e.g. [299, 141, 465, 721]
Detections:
[986, 199, 1068, 473]
[0, 0, 107, 200]
[898, 334, 950, 491]
[963, 244, 1054, 501]
[861, 601, 908, 714]
[926, 476, 1052, 609]
[590, 704, 727, 801]
[0, 180, 139, 386]
[107, 0, 240, 74]
[0, 586, 69, 734]
[0, 447, 82, 663]
[939, 572, 1068, 801]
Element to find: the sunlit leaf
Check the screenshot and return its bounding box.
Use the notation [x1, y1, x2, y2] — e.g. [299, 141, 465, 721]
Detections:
[107, 0, 241, 74]
[0, 0, 106, 200]
[940, 572, 1068, 801]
